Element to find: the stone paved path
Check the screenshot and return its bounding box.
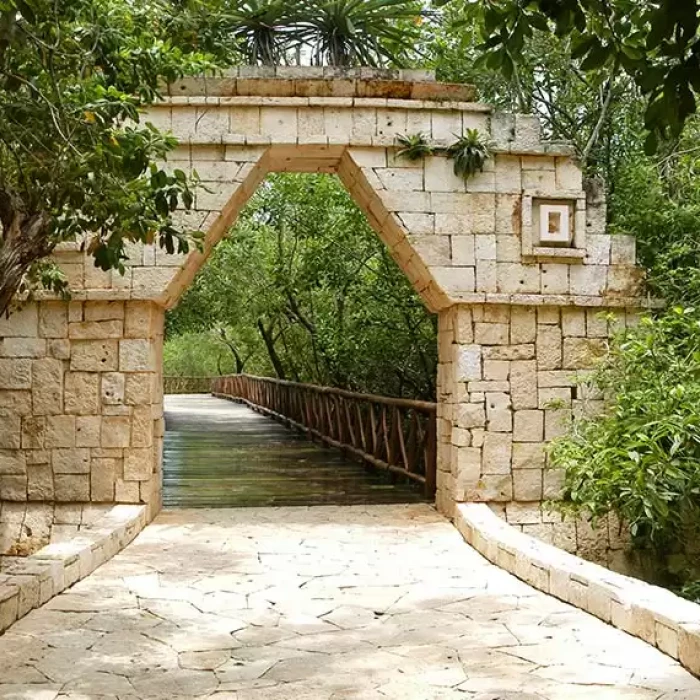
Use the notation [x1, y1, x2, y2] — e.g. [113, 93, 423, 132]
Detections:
[1, 504, 699, 699]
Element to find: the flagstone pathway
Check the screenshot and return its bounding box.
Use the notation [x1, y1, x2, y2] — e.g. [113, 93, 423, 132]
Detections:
[1, 504, 699, 699]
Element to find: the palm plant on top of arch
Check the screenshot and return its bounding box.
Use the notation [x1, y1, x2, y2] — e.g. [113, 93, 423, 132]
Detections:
[296, 0, 426, 67]
[226, 0, 298, 65]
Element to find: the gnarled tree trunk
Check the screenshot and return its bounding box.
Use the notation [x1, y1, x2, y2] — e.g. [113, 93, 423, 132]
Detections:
[0, 206, 51, 317]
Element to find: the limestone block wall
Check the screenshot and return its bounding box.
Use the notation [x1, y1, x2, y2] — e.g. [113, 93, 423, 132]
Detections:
[43, 67, 643, 317]
[0, 301, 164, 518]
[436, 302, 639, 567]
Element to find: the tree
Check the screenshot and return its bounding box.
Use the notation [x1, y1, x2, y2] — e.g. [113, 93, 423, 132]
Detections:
[424, 3, 649, 186]
[190, 0, 426, 67]
[466, 0, 700, 152]
[0, 0, 234, 317]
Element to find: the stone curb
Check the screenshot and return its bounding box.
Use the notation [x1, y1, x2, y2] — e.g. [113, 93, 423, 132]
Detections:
[0, 504, 147, 634]
[455, 503, 700, 677]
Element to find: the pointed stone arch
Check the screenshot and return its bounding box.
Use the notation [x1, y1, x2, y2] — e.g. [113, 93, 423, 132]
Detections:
[161, 143, 450, 313]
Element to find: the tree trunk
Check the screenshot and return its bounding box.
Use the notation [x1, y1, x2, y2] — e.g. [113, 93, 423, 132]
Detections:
[257, 319, 286, 380]
[0, 211, 51, 317]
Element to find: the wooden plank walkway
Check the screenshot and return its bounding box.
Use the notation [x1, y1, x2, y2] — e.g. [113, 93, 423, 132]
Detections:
[162, 394, 426, 508]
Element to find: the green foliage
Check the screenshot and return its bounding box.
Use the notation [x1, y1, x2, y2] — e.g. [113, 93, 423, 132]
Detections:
[163, 331, 237, 377]
[298, 0, 424, 67]
[0, 0, 222, 314]
[610, 120, 700, 307]
[395, 129, 491, 179]
[194, 0, 426, 67]
[466, 0, 700, 152]
[680, 579, 700, 604]
[550, 308, 700, 557]
[395, 132, 434, 161]
[423, 2, 646, 180]
[226, 0, 292, 66]
[446, 129, 490, 180]
[166, 173, 437, 400]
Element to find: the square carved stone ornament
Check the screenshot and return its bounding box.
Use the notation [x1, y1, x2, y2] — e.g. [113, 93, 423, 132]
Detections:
[538, 203, 573, 246]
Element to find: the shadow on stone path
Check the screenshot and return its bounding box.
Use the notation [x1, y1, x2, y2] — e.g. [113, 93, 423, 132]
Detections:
[1, 504, 698, 699]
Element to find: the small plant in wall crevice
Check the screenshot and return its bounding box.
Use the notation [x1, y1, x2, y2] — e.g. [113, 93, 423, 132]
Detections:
[395, 132, 434, 161]
[446, 129, 491, 181]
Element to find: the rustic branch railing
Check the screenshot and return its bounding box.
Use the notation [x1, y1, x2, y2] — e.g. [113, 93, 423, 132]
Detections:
[212, 374, 437, 497]
[164, 376, 215, 394]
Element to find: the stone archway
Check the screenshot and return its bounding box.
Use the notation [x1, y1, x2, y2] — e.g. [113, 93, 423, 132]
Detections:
[0, 67, 643, 561]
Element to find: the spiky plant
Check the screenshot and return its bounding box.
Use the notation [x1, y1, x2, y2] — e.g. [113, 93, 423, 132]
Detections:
[298, 0, 424, 67]
[228, 0, 297, 65]
[446, 129, 491, 180]
[395, 132, 434, 161]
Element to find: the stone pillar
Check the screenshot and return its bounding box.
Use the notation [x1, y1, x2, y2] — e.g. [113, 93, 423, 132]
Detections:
[437, 301, 639, 561]
[0, 300, 164, 519]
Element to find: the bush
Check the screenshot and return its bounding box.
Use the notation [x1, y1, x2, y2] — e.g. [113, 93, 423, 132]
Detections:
[550, 307, 700, 562]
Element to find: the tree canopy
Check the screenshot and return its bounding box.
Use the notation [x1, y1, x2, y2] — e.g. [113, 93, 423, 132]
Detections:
[0, 0, 231, 315]
[0, 0, 424, 318]
[468, 0, 700, 152]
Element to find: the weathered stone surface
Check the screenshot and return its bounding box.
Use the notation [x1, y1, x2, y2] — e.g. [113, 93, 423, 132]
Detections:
[68, 319, 124, 340]
[30, 359, 63, 416]
[0, 360, 32, 390]
[124, 373, 154, 405]
[84, 301, 125, 321]
[101, 372, 125, 405]
[482, 432, 512, 475]
[536, 325, 562, 370]
[54, 473, 90, 501]
[76, 416, 102, 448]
[119, 339, 154, 372]
[0, 304, 37, 337]
[123, 448, 152, 481]
[26, 464, 54, 500]
[130, 406, 153, 448]
[91, 458, 117, 501]
[513, 468, 543, 501]
[512, 442, 545, 471]
[0, 474, 26, 500]
[70, 341, 119, 372]
[563, 337, 607, 370]
[64, 372, 100, 415]
[475, 322, 509, 345]
[510, 360, 537, 410]
[0, 414, 21, 449]
[101, 416, 131, 449]
[513, 410, 544, 442]
[52, 448, 91, 474]
[457, 345, 482, 381]
[0, 391, 32, 417]
[0, 337, 46, 358]
[44, 416, 76, 449]
[0, 450, 26, 475]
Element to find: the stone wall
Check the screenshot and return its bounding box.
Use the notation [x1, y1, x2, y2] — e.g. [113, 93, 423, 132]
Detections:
[0, 301, 164, 519]
[436, 302, 638, 568]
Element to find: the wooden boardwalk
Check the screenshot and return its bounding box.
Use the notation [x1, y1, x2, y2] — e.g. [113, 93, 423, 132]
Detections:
[162, 394, 426, 508]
